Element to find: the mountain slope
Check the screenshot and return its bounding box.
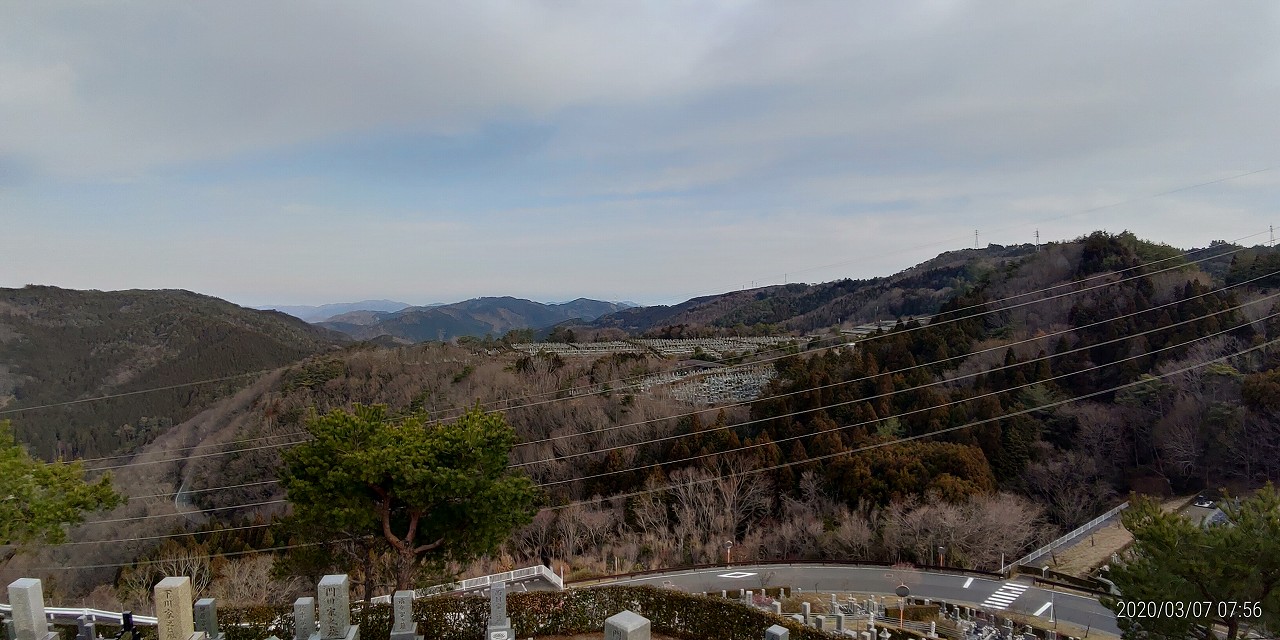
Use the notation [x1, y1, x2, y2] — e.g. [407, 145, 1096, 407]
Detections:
[320, 296, 630, 342]
[592, 244, 1040, 335]
[266, 299, 413, 322]
[0, 286, 347, 459]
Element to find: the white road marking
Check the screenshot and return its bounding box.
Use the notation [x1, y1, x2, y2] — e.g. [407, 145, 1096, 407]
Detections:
[718, 571, 757, 579]
[1034, 602, 1053, 617]
[963, 578, 974, 589]
[981, 582, 1029, 610]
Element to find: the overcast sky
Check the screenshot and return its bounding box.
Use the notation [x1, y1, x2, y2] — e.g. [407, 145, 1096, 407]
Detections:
[2, 2, 1277, 307]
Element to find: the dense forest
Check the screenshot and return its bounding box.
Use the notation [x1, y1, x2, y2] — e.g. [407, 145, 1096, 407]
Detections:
[7, 232, 1280, 606]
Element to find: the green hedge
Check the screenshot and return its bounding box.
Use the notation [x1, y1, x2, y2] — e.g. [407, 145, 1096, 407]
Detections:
[222, 586, 845, 640]
[884, 604, 940, 622]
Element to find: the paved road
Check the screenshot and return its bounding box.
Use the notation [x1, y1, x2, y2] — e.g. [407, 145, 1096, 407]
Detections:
[588, 563, 1121, 636]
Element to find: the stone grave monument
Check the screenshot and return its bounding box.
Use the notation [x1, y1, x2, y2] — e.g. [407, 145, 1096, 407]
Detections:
[486, 582, 513, 640]
[8, 579, 58, 640]
[317, 575, 358, 640]
[195, 599, 223, 640]
[388, 591, 421, 640]
[603, 610, 649, 640]
[75, 614, 97, 640]
[154, 577, 207, 640]
[764, 624, 789, 640]
[293, 598, 316, 640]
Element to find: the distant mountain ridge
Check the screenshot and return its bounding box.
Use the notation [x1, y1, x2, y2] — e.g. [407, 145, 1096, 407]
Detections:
[266, 299, 414, 323]
[588, 244, 1041, 335]
[319, 296, 630, 342]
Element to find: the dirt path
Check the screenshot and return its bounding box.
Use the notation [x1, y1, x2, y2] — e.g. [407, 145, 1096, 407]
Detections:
[1049, 496, 1191, 577]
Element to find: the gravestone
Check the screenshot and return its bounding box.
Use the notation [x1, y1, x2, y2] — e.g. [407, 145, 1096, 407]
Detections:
[9, 578, 57, 640]
[788, 615, 804, 624]
[835, 614, 845, 632]
[879, 629, 891, 640]
[195, 599, 222, 640]
[317, 575, 358, 640]
[603, 610, 649, 640]
[764, 625, 789, 640]
[485, 582, 513, 640]
[771, 602, 782, 615]
[830, 594, 839, 613]
[388, 591, 420, 640]
[860, 633, 872, 640]
[154, 577, 205, 640]
[76, 615, 97, 640]
[928, 621, 937, 638]
[801, 602, 810, 624]
[294, 598, 316, 640]
[812, 614, 825, 630]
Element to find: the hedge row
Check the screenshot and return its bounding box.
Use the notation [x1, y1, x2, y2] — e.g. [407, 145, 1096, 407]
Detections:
[217, 586, 849, 640]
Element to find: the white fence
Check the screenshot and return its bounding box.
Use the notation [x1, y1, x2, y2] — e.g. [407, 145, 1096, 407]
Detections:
[1002, 501, 1129, 574]
[0, 604, 158, 627]
[368, 564, 565, 603]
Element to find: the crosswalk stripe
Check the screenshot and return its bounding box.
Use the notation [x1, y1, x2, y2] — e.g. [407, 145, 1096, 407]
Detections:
[981, 582, 1030, 610]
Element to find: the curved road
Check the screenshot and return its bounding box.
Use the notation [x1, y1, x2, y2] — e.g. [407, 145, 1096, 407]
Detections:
[586, 563, 1120, 636]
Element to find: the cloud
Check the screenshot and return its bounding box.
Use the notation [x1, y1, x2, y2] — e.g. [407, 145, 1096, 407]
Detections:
[2, 2, 1278, 304]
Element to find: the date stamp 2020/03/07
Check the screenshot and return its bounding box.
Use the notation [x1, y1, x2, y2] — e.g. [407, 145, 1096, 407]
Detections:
[1116, 600, 1263, 620]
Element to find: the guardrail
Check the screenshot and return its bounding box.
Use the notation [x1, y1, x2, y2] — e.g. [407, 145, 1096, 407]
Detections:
[369, 564, 565, 603]
[1001, 501, 1129, 574]
[0, 604, 158, 627]
[568, 559, 1004, 586]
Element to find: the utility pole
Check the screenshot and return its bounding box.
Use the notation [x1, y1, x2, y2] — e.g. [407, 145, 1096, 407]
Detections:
[1035, 229, 1040, 252]
[974, 229, 979, 249]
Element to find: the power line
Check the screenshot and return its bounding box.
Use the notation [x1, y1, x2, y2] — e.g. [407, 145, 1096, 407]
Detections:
[78, 499, 287, 526]
[511, 260, 1276, 455]
[0, 368, 281, 417]
[542, 335, 1279, 511]
[26, 229, 1265, 472]
[28, 541, 329, 572]
[534, 302, 1276, 486]
[107, 267, 1269, 501]
[47, 298, 1276, 547]
[80, 244, 1274, 476]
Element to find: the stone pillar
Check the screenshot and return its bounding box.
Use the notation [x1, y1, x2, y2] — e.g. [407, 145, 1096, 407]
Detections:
[8, 578, 57, 640]
[764, 625, 789, 640]
[485, 582, 513, 640]
[389, 591, 421, 640]
[929, 621, 937, 638]
[604, 610, 649, 640]
[744, 590, 753, 605]
[317, 575, 357, 640]
[76, 615, 97, 640]
[154, 577, 205, 640]
[771, 602, 782, 616]
[830, 594, 839, 613]
[801, 602, 810, 624]
[293, 598, 316, 640]
[195, 599, 222, 640]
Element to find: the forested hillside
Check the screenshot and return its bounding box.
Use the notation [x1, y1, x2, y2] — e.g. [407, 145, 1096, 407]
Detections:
[590, 244, 1039, 335]
[12, 233, 1280, 603]
[0, 286, 346, 459]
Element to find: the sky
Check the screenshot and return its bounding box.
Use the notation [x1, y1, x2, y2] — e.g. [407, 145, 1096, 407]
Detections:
[2, 2, 1278, 308]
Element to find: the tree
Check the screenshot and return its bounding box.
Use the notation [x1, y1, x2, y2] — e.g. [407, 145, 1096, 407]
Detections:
[0, 420, 122, 561]
[280, 405, 539, 590]
[1105, 486, 1280, 639]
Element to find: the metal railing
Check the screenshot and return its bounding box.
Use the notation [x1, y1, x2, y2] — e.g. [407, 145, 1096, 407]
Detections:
[1001, 500, 1129, 574]
[0, 604, 158, 627]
